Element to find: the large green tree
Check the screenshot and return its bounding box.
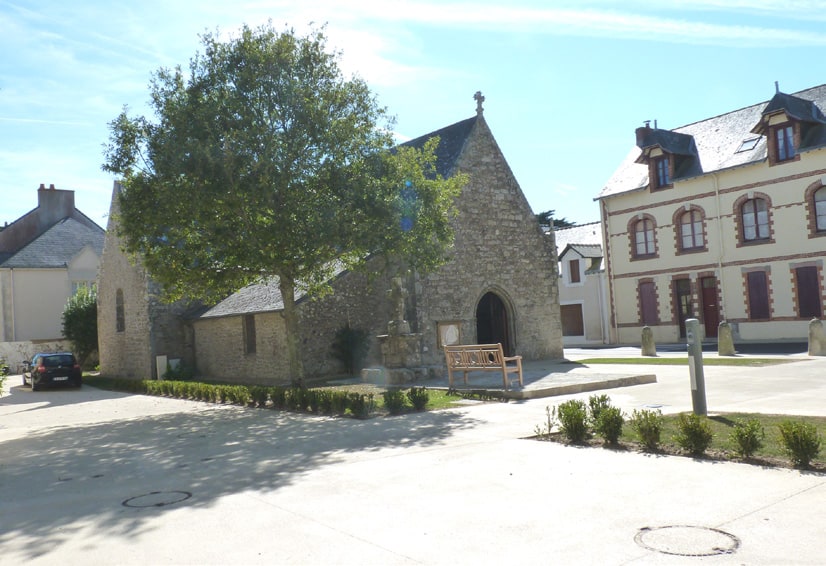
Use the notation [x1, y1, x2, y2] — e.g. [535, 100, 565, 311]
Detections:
[103, 23, 464, 383]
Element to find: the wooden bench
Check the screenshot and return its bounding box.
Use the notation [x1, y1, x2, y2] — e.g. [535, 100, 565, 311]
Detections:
[444, 343, 523, 390]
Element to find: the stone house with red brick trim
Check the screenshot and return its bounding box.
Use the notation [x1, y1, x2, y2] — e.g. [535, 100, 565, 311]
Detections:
[597, 83, 826, 346]
[97, 99, 563, 382]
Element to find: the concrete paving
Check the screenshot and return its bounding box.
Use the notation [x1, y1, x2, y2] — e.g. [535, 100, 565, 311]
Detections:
[1, 349, 826, 565]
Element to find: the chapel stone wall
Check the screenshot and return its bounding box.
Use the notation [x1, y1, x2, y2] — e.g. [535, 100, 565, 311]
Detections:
[417, 117, 563, 365]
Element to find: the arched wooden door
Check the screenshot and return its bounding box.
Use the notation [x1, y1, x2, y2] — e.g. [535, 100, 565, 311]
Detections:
[476, 292, 513, 355]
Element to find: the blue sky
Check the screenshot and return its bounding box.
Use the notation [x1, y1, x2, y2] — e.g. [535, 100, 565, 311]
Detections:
[3, 1, 826, 228]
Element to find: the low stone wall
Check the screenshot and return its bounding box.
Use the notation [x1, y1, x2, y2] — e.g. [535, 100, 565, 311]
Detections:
[0, 340, 71, 373]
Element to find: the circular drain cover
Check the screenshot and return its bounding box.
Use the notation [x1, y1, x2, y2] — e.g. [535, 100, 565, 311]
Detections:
[123, 491, 192, 508]
[635, 525, 740, 557]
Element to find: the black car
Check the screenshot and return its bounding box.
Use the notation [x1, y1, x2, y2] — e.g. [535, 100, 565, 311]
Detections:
[23, 352, 82, 390]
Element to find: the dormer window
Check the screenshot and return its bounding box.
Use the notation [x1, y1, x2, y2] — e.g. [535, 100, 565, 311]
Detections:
[634, 123, 699, 191]
[654, 156, 671, 189]
[775, 124, 795, 161]
[750, 90, 826, 166]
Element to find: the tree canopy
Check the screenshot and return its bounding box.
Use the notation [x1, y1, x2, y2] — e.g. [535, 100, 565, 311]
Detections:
[536, 209, 576, 229]
[102, 23, 465, 382]
[62, 286, 98, 368]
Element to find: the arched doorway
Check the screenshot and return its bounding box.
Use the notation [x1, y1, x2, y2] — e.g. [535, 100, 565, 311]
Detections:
[476, 292, 513, 355]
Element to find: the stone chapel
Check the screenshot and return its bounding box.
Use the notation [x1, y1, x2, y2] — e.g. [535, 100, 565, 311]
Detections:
[97, 95, 563, 382]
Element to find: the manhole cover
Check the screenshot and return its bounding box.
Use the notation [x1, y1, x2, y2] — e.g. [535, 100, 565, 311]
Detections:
[635, 525, 740, 557]
[122, 491, 192, 508]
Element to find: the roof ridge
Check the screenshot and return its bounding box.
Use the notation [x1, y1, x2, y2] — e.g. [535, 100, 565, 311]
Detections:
[669, 83, 826, 133]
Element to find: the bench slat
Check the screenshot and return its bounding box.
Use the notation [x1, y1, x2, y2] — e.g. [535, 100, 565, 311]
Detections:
[444, 343, 523, 390]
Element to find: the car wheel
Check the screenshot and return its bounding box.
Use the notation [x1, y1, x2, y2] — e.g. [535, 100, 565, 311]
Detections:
[32, 379, 40, 391]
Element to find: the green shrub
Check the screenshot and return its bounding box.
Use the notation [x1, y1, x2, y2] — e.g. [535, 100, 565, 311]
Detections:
[269, 387, 287, 409]
[0, 357, 10, 391]
[163, 360, 194, 381]
[249, 386, 269, 408]
[383, 389, 407, 415]
[347, 393, 375, 419]
[407, 387, 429, 411]
[588, 394, 612, 426]
[318, 390, 334, 415]
[307, 389, 323, 413]
[61, 285, 98, 368]
[778, 420, 822, 468]
[286, 387, 308, 411]
[674, 413, 714, 456]
[331, 391, 348, 415]
[235, 386, 251, 406]
[729, 418, 765, 459]
[556, 399, 589, 443]
[594, 406, 624, 445]
[630, 409, 663, 451]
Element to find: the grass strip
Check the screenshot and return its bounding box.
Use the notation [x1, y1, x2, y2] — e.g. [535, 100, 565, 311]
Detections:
[629, 411, 826, 467]
[576, 357, 796, 367]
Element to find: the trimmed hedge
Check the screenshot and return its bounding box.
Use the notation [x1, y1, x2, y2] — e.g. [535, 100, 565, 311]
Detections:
[85, 377, 378, 419]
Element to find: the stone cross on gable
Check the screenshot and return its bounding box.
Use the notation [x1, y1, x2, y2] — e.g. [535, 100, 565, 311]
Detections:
[474, 91, 485, 115]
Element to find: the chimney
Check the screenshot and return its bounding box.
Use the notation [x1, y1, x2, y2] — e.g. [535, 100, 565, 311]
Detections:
[635, 121, 653, 148]
[37, 184, 75, 226]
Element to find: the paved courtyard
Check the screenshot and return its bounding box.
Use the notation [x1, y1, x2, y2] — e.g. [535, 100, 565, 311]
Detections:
[1, 348, 826, 564]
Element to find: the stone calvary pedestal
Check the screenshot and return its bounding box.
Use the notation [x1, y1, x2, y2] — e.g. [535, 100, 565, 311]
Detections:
[361, 276, 434, 385]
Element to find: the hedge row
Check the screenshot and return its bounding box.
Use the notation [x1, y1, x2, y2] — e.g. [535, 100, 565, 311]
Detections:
[91, 377, 376, 419]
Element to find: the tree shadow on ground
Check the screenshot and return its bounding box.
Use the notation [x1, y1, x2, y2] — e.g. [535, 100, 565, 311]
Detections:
[0, 386, 482, 562]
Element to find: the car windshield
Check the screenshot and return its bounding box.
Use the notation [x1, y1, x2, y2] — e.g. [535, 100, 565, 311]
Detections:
[42, 355, 74, 367]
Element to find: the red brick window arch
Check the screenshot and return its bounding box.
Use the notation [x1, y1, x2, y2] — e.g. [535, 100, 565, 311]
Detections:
[628, 214, 658, 260]
[804, 180, 826, 237]
[673, 205, 706, 253]
[733, 192, 774, 246]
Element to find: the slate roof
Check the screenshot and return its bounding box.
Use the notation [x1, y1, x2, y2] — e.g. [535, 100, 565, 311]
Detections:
[552, 221, 603, 253]
[562, 244, 602, 259]
[401, 116, 477, 178]
[198, 117, 479, 319]
[198, 278, 296, 318]
[0, 218, 104, 268]
[598, 84, 826, 201]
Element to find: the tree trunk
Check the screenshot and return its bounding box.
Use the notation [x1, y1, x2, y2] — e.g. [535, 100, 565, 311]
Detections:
[278, 275, 305, 386]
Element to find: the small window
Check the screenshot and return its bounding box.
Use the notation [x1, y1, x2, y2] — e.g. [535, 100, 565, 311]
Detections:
[115, 289, 125, 333]
[741, 198, 770, 241]
[243, 314, 257, 354]
[569, 259, 581, 283]
[634, 219, 655, 257]
[680, 210, 704, 250]
[736, 137, 761, 153]
[775, 125, 795, 161]
[654, 156, 671, 188]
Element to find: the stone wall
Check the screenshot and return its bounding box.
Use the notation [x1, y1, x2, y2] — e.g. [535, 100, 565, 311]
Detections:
[415, 117, 563, 364]
[193, 312, 289, 383]
[297, 266, 394, 378]
[97, 183, 194, 380]
[192, 267, 394, 384]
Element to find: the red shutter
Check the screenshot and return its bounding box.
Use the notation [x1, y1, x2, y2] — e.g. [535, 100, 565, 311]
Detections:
[747, 272, 770, 320]
[796, 267, 822, 318]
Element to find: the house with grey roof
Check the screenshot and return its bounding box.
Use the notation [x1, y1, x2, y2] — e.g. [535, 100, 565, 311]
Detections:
[97, 96, 563, 382]
[0, 185, 104, 345]
[553, 221, 609, 345]
[598, 83, 826, 346]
